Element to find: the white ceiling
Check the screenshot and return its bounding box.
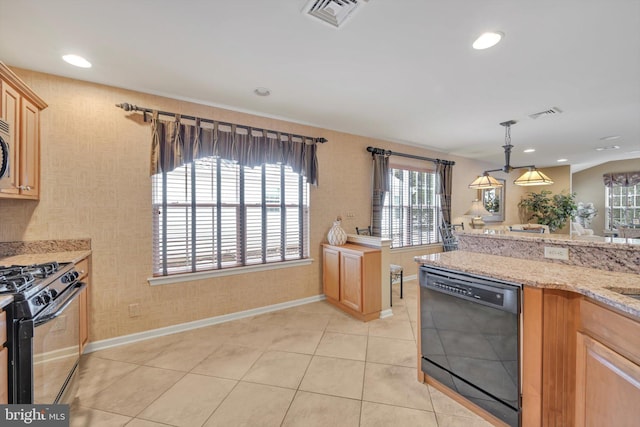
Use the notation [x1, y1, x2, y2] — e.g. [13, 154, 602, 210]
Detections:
[1, 0, 639, 172]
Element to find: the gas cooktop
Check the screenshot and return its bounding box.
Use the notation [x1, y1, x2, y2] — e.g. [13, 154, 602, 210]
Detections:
[0, 262, 66, 294]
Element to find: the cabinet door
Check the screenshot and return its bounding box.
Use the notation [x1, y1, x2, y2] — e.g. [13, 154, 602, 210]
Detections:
[323, 247, 340, 301]
[0, 82, 20, 195]
[20, 97, 39, 197]
[79, 287, 88, 352]
[340, 251, 362, 312]
[575, 331, 640, 427]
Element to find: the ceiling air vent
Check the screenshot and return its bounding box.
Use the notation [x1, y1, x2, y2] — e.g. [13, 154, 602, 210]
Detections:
[528, 106, 563, 120]
[303, 0, 370, 28]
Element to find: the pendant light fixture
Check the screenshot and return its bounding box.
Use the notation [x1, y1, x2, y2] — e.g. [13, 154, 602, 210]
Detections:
[469, 120, 554, 189]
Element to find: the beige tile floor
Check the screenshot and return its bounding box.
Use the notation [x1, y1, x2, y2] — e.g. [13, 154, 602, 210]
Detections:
[70, 280, 493, 427]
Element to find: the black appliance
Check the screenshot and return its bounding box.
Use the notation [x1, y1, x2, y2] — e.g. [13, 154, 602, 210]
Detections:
[419, 265, 521, 426]
[1, 261, 85, 404]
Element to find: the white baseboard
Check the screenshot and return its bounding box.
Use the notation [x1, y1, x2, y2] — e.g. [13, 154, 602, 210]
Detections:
[84, 294, 327, 354]
[379, 308, 394, 319]
[392, 273, 417, 283]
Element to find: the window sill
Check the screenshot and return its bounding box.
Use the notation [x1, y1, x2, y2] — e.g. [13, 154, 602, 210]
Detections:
[148, 258, 314, 286]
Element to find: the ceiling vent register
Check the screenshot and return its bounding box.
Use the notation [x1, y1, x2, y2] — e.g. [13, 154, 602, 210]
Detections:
[303, 0, 370, 28]
[528, 106, 563, 120]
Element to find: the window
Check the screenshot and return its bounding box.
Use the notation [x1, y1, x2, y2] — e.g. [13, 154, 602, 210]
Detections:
[382, 167, 440, 248]
[152, 157, 309, 276]
[606, 183, 640, 229]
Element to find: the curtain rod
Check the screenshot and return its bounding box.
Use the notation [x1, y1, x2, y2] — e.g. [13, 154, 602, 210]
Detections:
[115, 103, 328, 144]
[366, 146, 455, 166]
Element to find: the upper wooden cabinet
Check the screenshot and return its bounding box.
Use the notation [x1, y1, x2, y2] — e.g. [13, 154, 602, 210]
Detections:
[0, 62, 47, 199]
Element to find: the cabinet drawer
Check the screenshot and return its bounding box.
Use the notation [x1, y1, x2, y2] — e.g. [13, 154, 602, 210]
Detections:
[75, 258, 89, 280]
[0, 311, 5, 344]
[580, 298, 640, 365]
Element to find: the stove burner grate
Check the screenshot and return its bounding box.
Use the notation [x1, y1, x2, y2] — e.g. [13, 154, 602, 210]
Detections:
[0, 262, 61, 294]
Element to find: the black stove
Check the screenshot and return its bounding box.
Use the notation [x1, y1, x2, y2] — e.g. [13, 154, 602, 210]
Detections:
[2, 260, 85, 404]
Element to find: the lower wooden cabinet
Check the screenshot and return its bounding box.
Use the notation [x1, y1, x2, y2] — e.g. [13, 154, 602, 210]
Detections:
[522, 290, 640, 427]
[574, 299, 640, 427]
[322, 243, 381, 321]
[575, 331, 640, 426]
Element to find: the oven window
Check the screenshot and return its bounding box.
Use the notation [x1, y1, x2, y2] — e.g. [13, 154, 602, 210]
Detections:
[32, 296, 80, 404]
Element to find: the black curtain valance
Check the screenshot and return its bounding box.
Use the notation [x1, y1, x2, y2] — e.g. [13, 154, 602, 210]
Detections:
[117, 103, 323, 186]
[603, 171, 640, 187]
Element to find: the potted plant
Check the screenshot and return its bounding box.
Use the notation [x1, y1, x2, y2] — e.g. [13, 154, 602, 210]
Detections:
[518, 190, 577, 232]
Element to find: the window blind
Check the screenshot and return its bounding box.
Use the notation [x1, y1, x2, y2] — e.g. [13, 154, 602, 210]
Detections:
[382, 167, 440, 248]
[152, 157, 309, 276]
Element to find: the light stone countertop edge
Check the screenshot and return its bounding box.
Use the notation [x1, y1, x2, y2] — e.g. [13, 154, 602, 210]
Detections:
[0, 295, 12, 309]
[415, 251, 640, 320]
[1, 250, 92, 267]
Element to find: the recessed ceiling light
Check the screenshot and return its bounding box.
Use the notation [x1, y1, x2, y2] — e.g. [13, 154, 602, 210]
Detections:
[472, 32, 504, 50]
[523, 148, 536, 153]
[62, 54, 92, 68]
[254, 87, 271, 97]
[595, 145, 620, 151]
[557, 158, 568, 163]
[599, 135, 621, 141]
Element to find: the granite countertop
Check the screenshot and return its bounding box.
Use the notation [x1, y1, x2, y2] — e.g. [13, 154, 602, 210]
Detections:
[0, 250, 91, 266]
[455, 229, 640, 248]
[415, 251, 640, 320]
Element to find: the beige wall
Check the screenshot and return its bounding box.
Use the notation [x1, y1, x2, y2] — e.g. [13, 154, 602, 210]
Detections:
[0, 67, 492, 341]
[573, 159, 640, 234]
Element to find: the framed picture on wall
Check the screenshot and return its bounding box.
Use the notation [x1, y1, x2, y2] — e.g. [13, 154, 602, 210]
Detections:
[480, 179, 505, 222]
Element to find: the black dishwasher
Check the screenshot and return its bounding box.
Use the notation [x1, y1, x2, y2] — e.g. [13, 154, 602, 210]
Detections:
[419, 265, 521, 426]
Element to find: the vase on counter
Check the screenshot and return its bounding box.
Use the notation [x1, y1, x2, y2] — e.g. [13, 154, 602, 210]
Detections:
[327, 217, 347, 245]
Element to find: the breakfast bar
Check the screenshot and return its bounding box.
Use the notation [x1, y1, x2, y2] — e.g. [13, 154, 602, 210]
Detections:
[415, 232, 640, 427]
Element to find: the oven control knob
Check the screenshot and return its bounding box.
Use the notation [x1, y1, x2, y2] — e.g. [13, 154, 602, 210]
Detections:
[34, 296, 45, 306]
[50, 289, 58, 299]
[42, 292, 52, 304]
[62, 271, 79, 283]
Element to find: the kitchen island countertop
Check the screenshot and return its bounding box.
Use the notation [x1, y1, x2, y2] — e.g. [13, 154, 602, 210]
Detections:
[415, 251, 640, 320]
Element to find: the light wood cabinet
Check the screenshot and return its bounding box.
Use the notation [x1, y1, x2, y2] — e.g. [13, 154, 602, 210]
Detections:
[322, 243, 381, 321]
[76, 256, 91, 352]
[1, 309, 7, 404]
[520, 289, 640, 427]
[574, 299, 640, 427]
[0, 61, 47, 199]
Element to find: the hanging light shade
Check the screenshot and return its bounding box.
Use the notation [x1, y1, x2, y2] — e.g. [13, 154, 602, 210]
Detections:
[468, 172, 504, 189]
[514, 168, 554, 186]
[469, 120, 554, 188]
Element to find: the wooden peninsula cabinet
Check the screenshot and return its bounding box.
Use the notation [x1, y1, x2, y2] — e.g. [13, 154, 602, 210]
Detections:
[574, 299, 640, 427]
[522, 288, 640, 427]
[322, 243, 381, 321]
[0, 61, 47, 199]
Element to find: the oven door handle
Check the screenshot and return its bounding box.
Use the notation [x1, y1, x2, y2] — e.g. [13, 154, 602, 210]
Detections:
[33, 282, 87, 327]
